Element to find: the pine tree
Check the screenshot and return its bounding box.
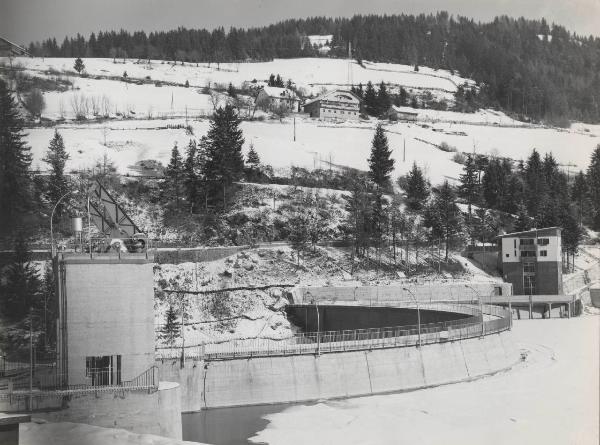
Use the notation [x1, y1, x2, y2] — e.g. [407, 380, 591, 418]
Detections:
[161, 305, 180, 347]
[163, 143, 183, 210]
[404, 162, 429, 212]
[203, 105, 245, 207]
[587, 145, 600, 230]
[368, 124, 394, 191]
[183, 140, 198, 213]
[364, 81, 378, 116]
[43, 130, 70, 217]
[73, 57, 85, 75]
[0, 80, 33, 234]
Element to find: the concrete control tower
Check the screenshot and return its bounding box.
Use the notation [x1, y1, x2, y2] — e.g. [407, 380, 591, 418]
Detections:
[55, 248, 155, 386]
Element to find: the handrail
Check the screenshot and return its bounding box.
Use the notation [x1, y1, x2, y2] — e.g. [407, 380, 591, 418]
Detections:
[156, 304, 512, 361]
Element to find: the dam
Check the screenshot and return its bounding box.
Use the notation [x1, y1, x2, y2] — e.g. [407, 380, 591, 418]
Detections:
[158, 288, 519, 416]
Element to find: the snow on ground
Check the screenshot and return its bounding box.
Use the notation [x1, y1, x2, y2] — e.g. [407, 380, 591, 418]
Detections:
[41, 76, 214, 120]
[12, 57, 469, 96]
[25, 115, 599, 185]
[250, 316, 599, 445]
[20, 420, 204, 445]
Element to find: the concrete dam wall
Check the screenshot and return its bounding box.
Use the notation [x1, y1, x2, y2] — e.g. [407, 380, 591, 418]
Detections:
[157, 331, 518, 412]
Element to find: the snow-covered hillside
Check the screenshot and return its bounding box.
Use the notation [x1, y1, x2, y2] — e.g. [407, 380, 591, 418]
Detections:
[26, 116, 599, 186]
[12, 56, 470, 98]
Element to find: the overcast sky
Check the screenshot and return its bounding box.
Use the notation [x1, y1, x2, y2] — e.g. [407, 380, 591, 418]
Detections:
[2, 0, 599, 45]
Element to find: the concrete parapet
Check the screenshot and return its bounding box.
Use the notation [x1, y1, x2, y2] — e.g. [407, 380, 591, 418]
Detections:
[32, 383, 182, 439]
[160, 330, 519, 411]
[293, 282, 512, 305]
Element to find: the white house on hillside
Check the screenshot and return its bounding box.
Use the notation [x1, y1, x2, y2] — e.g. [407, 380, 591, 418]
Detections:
[256, 86, 300, 112]
[302, 90, 361, 121]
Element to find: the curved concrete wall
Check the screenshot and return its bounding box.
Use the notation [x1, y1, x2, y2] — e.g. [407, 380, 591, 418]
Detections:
[159, 331, 518, 412]
[293, 282, 513, 304]
[25, 383, 182, 440]
[287, 305, 472, 332]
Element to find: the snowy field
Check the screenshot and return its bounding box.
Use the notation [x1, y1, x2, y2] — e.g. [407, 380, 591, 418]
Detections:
[250, 316, 599, 445]
[11, 56, 471, 96]
[25, 116, 600, 185]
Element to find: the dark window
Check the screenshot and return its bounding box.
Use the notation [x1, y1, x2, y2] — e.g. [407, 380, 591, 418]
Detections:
[524, 275, 536, 295]
[520, 238, 534, 245]
[538, 238, 550, 245]
[505, 253, 510, 257]
[521, 251, 536, 257]
[540, 250, 548, 257]
[514, 239, 517, 248]
[523, 262, 536, 273]
[86, 355, 121, 386]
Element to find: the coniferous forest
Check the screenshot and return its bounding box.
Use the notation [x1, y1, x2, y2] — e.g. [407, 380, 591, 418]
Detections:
[26, 13, 600, 124]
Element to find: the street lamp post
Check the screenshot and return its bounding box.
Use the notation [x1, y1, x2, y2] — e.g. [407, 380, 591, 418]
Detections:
[315, 299, 320, 355]
[403, 287, 421, 347]
[465, 284, 485, 337]
[50, 190, 79, 256]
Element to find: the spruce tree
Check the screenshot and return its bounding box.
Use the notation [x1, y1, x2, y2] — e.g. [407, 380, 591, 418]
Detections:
[524, 149, 547, 217]
[364, 81, 378, 116]
[163, 143, 183, 210]
[404, 162, 429, 212]
[43, 130, 70, 217]
[73, 57, 85, 75]
[227, 83, 237, 98]
[343, 178, 373, 257]
[247, 143, 260, 168]
[514, 201, 531, 232]
[368, 124, 394, 191]
[0, 79, 33, 234]
[377, 82, 391, 116]
[458, 154, 479, 233]
[183, 140, 198, 213]
[424, 181, 462, 261]
[0, 234, 41, 323]
[587, 145, 600, 230]
[203, 105, 245, 207]
[571, 171, 588, 226]
[161, 305, 180, 347]
[399, 88, 408, 106]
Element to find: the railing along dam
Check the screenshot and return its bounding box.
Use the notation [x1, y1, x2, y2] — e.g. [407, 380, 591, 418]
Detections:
[156, 302, 511, 361]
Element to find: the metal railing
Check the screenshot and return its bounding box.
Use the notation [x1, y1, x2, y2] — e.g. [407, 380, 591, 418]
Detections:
[155, 304, 511, 361]
[0, 365, 159, 400]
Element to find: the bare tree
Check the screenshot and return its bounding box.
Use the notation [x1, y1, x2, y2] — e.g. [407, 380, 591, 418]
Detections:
[271, 102, 289, 122]
[209, 90, 222, 111]
[89, 95, 100, 116]
[100, 95, 111, 117]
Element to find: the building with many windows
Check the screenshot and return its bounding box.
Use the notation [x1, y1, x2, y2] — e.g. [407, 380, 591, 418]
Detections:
[302, 90, 361, 121]
[497, 227, 562, 295]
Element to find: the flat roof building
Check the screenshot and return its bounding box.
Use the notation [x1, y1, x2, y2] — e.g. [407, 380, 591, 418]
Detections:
[497, 227, 562, 295]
